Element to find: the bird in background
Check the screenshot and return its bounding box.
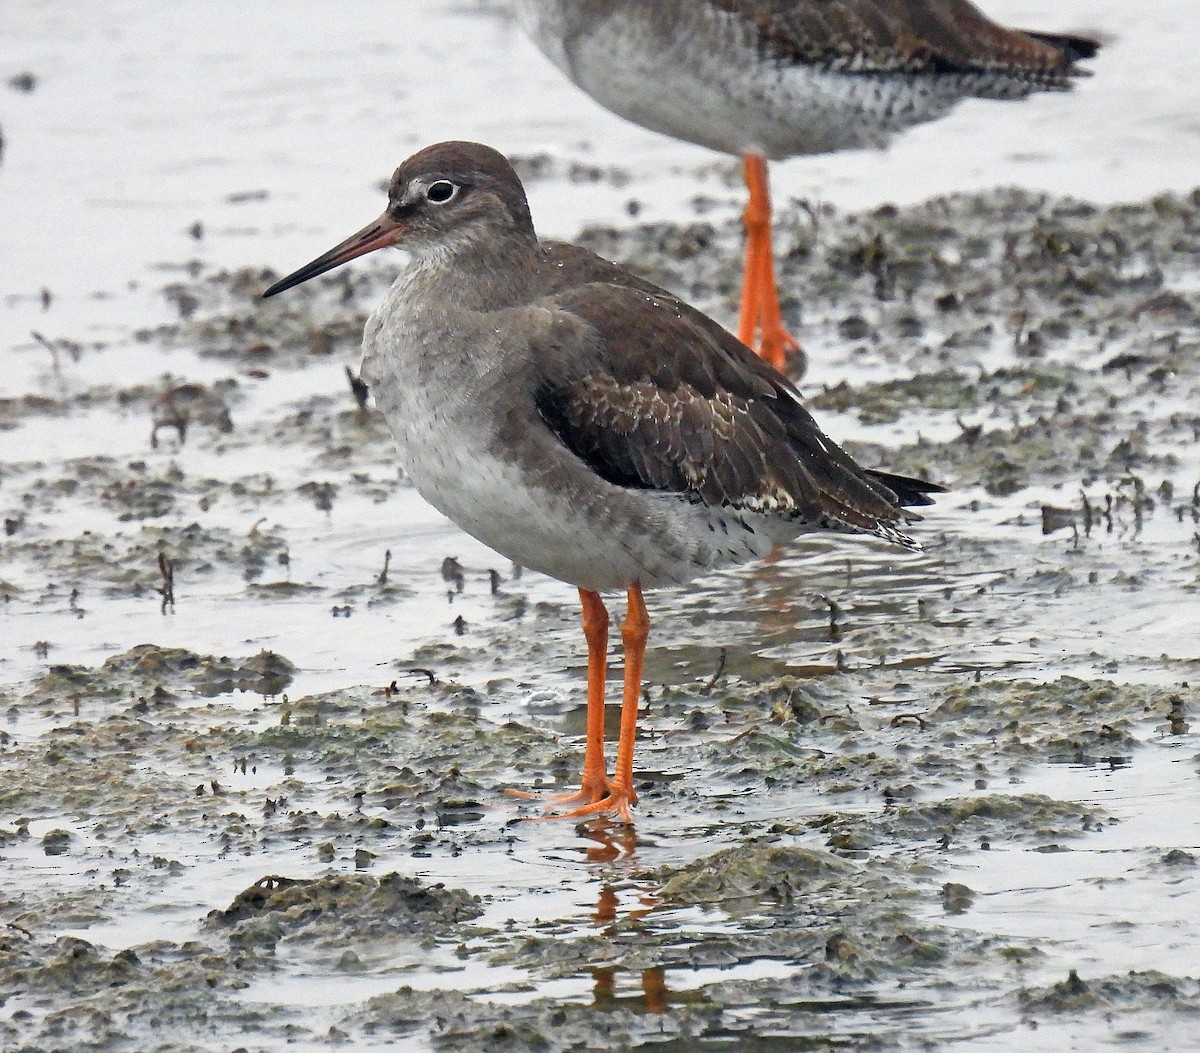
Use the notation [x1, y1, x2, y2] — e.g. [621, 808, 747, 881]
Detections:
[515, 0, 1099, 374]
[263, 141, 942, 821]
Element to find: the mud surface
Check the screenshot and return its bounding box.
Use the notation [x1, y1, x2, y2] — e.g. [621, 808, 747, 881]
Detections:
[2, 176, 1198, 1052]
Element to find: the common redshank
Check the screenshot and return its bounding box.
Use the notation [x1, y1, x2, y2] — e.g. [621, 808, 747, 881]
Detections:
[263, 141, 942, 821]
[515, 0, 1099, 373]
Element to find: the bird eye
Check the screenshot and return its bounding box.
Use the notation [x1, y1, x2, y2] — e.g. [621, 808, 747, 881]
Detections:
[426, 180, 458, 204]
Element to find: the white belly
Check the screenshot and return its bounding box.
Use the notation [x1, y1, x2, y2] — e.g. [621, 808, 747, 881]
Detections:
[362, 324, 793, 592]
[358, 272, 810, 593]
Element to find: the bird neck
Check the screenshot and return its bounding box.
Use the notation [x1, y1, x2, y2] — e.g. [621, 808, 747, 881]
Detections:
[398, 228, 545, 315]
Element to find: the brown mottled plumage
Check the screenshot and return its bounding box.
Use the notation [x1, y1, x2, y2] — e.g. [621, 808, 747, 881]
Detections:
[528, 273, 932, 544]
[704, 0, 1097, 81]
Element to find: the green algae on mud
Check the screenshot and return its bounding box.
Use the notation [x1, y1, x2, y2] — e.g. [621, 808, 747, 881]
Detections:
[24, 643, 294, 712]
[0, 874, 488, 1053]
[208, 872, 485, 939]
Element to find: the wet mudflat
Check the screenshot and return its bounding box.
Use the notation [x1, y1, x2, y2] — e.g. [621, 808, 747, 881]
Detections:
[2, 172, 1199, 1051]
[3, 0, 1200, 1048]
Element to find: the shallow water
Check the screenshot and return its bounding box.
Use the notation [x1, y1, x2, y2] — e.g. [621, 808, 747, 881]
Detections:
[2, 2, 1200, 1051]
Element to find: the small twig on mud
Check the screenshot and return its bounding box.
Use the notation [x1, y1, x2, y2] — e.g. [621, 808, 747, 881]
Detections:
[32, 330, 59, 372]
[376, 548, 391, 586]
[1010, 309, 1028, 353]
[821, 595, 842, 641]
[157, 552, 175, 615]
[442, 556, 465, 596]
[31, 330, 80, 373]
[890, 713, 927, 730]
[796, 197, 821, 232]
[955, 416, 983, 445]
[402, 668, 437, 686]
[150, 408, 188, 449]
[1167, 696, 1188, 736]
[702, 647, 727, 694]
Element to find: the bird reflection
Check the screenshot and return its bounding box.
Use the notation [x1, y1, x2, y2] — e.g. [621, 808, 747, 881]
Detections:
[578, 817, 639, 864]
[575, 819, 669, 1014]
[591, 963, 668, 1015]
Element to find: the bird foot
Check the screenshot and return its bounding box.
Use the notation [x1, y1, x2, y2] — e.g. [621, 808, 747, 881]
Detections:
[506, 778, 638, 822]
[540, 781, 639, 823]
[505, 776, 613, 809]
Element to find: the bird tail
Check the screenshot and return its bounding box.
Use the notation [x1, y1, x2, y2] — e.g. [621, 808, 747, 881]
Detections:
[1025, 31, 1101, 66]
[865, 469, 946, 509]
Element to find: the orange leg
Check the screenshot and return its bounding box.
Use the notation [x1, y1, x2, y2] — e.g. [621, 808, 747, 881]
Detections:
[558, 589, 613, 803]
[737, 152, 801, 373]
[737, 161, 767, 349]
[553, 582, 648, 822]
[511, 588, 614, 808]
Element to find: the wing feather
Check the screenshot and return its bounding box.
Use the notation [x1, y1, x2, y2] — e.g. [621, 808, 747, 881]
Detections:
[713, 0, 1097, 83]
[529, 278, 939, 544]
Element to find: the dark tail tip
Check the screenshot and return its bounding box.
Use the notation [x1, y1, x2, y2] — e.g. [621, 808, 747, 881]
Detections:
[1027, 30, 1101, 65]
[866, 469, 947, 509]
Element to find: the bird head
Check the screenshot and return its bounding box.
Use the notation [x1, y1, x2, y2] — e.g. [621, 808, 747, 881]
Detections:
[262, 141, 535, 297]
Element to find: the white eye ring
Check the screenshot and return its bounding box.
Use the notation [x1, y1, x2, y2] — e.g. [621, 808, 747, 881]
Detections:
[426, 180, 459, 204]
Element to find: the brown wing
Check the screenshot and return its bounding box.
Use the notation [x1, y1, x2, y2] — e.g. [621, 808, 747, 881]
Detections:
[530, 279, 940, 546]
[713, 0, 1098, 84]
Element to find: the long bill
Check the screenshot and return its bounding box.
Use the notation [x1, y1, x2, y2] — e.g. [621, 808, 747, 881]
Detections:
[262, 212, 405, 298]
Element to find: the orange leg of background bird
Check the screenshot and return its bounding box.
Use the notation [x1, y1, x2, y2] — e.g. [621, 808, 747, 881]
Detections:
[553, 583, 648, 822]
[736, 168, 767, 347]
[737, 152, 800, 373]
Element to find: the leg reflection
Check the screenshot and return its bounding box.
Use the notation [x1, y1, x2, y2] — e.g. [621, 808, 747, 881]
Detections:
[586, 873, 668, 1014]
[580, 817, 639, 864]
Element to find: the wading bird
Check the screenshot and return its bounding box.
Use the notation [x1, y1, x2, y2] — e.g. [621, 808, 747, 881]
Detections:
[263, 141, 942, 820]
